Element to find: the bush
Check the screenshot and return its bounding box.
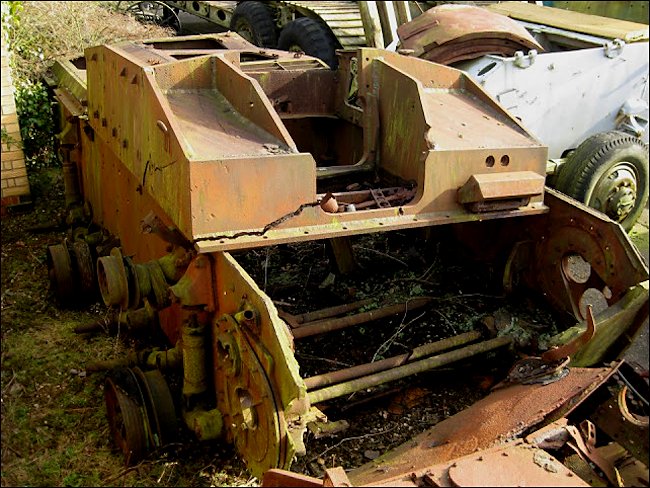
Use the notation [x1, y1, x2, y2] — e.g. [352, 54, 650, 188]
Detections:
[14, 79, 58, 169]
[2, 1, 174, 169]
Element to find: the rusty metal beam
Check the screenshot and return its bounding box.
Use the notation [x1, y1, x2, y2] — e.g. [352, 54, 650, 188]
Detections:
[307, 336, 511, 404]
[304, 330, 482, 390]
[292, 297, 432, 339]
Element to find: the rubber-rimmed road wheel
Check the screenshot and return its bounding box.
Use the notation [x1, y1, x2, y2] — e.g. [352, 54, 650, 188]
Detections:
[278, 17, 339, 69]
[555, 131, 649, 231]
[230, 1, 277, 48]
[124, 1, 181, 33]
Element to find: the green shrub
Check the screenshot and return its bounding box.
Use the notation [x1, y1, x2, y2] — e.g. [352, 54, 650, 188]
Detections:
[1, 1, 174, 170]
[14, 79, 59, 169]
[2, 1, 59, 169]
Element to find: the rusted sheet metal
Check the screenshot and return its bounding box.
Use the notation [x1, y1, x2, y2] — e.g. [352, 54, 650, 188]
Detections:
[397, 4, 544, 64]
[50, 31, 650, 482]
[72, 35, 549, 255]
[347, 366, 618, 486]
[210, 252, 309, 478]
[590, 386, 649, 464]
[528, 191, 648, 319]
[463, 188, 648, 324]
[542, 305, 597, 363]
[458, 171, 545, 204]
[263, 469, 323, 488]
[423, 443, 589, 487]
[550, 284, 648, 367]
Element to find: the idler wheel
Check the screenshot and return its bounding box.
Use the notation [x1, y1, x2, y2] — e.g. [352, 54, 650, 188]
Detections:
[71, 240, 97, 300]
[123, 256, 141, 310]
[145, 261, 170, 308]
[47, 242, 75, 305]
[97, 248, 129, 309]
[104, 377, 148, 465]
[132, 367, 178, 447]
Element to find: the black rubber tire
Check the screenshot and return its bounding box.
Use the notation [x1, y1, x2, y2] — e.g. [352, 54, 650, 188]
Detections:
[277, 17, 339, 69]
[230, 1, 277, 48]
[554, 130, 649, 231]
[161, 5, 181, 34]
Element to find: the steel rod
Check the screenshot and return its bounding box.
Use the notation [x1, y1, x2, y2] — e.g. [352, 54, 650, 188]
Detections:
[304, 330, 482, 390]
[294, 298, 376, 325]
[307, 336, 512, 404]
[293, 297, 432, 339]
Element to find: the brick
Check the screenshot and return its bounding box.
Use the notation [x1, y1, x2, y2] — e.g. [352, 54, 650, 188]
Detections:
[0, 84, 15, 96]
[14, 176, 28, 187]
[1, 195, 21, 207]
[1, 167, 27, 179]
[2, 150, 24, 162]
[1, 95, 16, 106]
[2, 185, 31, 198]
[1, 104, 16, 116]
[1, 142, 22, 152]
[12, 160, 27, 170]
[1, 179, 6, 189]
[2, 122, 19, 133]
[1, 112, 18, 125]
[1, 137, 23, 151]
[11, 161, 27, 172]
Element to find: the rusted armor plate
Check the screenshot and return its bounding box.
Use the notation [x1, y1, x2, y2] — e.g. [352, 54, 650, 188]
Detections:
[424, 443, 589, 487]
[397, 4, 544, 64]
[348, 366, 618, 486]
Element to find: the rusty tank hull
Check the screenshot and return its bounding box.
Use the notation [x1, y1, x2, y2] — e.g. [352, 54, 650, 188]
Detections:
[48, 33, 648, 479]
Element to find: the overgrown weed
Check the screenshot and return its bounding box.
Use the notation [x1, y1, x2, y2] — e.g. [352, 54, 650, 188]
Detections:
[1, 169, 248, 486]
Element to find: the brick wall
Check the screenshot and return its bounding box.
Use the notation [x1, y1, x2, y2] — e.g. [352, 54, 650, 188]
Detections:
[1, 20, 31, 213]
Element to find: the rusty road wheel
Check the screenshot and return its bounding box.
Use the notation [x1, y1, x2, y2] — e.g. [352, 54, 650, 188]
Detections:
[47, 241, 75, 305]
[215, 315, 286, 479]
[71, 240, 97, 301]
[97, 248, 129, 309]
[132, 367, 178, 448]
[104, 377, 148, 465]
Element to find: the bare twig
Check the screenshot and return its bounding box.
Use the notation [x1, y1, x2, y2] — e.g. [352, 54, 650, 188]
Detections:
[303, 263, 313, 290]
[371, 310, 427, 363]
[103, 459, 156, 486]
[297, 353, 353, 368]
[353, 246, 409, 268]
[1, 369, 17, 395]
[389, 277, 437, 287]
[310, 426, 397, 462]
[4, 444, 23, 458]
[433, 309, 456, 335]
[418, 260, 438, 281]
[263, 248, 271, 293]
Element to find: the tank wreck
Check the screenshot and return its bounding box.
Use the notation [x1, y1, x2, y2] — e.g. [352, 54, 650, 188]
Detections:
[45, 32, 648, 485]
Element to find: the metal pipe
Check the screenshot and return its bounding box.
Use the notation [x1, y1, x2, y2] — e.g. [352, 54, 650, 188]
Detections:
[307, 336, 512, 404]
[293, 298, 375, 326]
[304, 330, 482, 390]
[293, 297, 432, 339]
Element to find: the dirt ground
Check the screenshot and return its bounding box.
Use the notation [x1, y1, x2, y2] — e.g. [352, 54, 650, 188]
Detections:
[6, 165, 648, 487]
[1, 166, 567, 486]
[2, 4, 648, 487]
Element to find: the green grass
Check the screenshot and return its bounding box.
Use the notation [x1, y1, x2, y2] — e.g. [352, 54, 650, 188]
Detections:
[1, 167, 251, 487]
